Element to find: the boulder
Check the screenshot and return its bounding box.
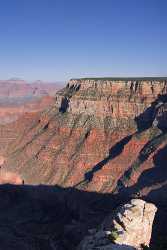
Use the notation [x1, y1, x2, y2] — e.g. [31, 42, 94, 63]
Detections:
[78, 199, 157, 250]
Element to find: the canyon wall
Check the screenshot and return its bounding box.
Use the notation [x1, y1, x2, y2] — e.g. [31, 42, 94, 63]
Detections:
[0, 78, 167, 202]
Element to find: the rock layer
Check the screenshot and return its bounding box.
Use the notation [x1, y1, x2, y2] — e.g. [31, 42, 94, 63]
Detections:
[60, 78, 167, 117]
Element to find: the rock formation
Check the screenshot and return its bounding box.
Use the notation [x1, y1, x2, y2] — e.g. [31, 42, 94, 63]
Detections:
[78, 199, 157, 250]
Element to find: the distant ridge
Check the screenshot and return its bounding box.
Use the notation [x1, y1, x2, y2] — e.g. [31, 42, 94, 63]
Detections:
[8, 77, 24, 81]
[72, 77, 167, 81]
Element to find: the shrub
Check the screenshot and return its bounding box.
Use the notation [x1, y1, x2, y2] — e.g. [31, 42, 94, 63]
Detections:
[108, 229, 119, 243]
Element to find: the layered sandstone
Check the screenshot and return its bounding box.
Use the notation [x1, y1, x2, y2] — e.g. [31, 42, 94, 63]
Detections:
[57, 78, 167, 117]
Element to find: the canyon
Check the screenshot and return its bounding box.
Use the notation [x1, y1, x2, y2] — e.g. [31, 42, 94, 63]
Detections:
[1, 77, 167, 194]
[0, 77, 167, 249]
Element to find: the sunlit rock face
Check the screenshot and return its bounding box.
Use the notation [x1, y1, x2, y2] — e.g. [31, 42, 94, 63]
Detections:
[1, 77, 167, 201]
[78, 199, 157, 250]
[58, 78, 167, 118]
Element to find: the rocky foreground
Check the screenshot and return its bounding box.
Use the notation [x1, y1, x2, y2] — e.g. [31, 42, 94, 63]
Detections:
[0, 184, 157, 250]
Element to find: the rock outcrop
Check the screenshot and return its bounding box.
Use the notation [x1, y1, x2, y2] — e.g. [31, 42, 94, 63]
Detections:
[78, 199, 157, 250]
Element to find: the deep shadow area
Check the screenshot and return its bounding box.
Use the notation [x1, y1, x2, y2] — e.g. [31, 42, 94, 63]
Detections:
[59, 97, 69, 113]
[0, 184, 127, 250]
[58, 83, 81, 114]
[148, 184, 167, 248]
[0, 183, 166, 250]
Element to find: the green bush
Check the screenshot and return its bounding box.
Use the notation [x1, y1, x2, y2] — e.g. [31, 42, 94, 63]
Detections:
[108, 229, 119, 243]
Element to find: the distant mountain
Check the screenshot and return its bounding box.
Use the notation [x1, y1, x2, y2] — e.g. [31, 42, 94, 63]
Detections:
[0, 79, 64, 124]
[0, 79, 64, 98]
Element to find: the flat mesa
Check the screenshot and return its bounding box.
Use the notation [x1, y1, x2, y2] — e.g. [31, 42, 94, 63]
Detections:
[72, 77, 167, 81]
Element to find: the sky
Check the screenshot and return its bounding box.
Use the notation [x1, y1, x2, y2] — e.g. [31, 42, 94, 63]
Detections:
[0, 0, 166, 81]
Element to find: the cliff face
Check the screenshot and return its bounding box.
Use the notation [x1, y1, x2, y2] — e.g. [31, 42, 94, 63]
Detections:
[55, 78, 167, 133]
[58, 78, 167, 116]
[1, 78, 167, 201]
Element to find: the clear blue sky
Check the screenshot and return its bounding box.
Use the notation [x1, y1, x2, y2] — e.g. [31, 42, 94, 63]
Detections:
[0, 0, 166, 81]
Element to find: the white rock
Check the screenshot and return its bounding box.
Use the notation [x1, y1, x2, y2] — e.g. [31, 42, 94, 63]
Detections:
[77, 199, 157, 250]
